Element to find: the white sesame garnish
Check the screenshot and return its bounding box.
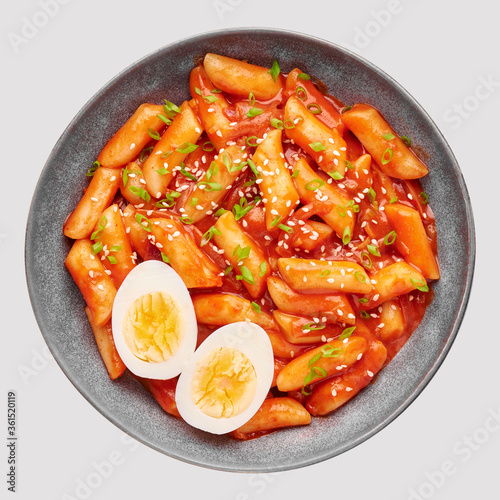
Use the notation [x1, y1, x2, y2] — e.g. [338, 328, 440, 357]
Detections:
[367, 370, 374, 377]
[129, 143, 136, 150]
[90, 197, 98, 202]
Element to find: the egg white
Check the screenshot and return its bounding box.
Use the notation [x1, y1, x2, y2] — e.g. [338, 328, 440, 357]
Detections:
[175, 322, 274, 435]
[112, 260, 197, 380]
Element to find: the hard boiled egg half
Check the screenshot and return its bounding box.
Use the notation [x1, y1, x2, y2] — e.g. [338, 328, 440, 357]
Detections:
[112, 260, 197, 379]
[176, 322, 274, 434]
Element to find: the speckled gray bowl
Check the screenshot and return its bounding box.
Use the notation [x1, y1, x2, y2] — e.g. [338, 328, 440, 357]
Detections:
[25, 28, 475, 472]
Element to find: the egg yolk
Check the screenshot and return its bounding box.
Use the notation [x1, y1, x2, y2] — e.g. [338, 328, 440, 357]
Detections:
[191, 347, 257, 419]
[123, 291, 181, 363]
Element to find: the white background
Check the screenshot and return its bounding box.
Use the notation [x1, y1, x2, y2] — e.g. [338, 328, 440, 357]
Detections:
[2, 1, 499, 499]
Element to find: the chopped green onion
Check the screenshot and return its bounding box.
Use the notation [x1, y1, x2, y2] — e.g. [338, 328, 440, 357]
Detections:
[135, 214, 152, 232]
[321, 345, 343, 358]
[176, 142, 198, 154]
[355, 271, 367, 283]
[163, 99, 181, 119]
[198, 181, 222, 191]
[211, 88, 222, 94]
[419, 191, 429, 204]
[345, 160, 354, 170]
[109, 245, 122, 252]
[246, 136, 259, 147]
[237, 265, 255, 285]
[342, 105, 352, 113]
[358, 297, 369, 304]
[270, 215, 282, 227]
[308, 352, 322, 367]
[269, 59, 280, 83]
[411, 278, 429, 292]
[224, 265, 233, 275]
[207, 161, 219, 181]
[179, 164, 197, 181]
[139, 146, 154, 162]
[270, 117, 284, 130]
[291, 169, 300, 178]
[180, 215, 194, 224]
[215, 208, 228, 217]
[360, 310, 370, 319]
[86, 160, 100, 177]
[122, 166, 142, 187]
[161, 151, 173, 159]
[200, 226, 221, 246]
[147, 128, 161, 140]
[107, 255, 117, 265]
[246, 107, 264, 119]
[328, 171, 344, 180]
[203, 95, 219, 104]
[155, 167, 170, 176]
[259, 262, 267, 278]
[194, 87, 202, 96]
[383, 230, 397, 245]
[248, 92, 256, 107]
[161, 252, 170, 263]
[381, 148, 393, 165]
[247, 158, 260, 177]
[296, 86, 307, 101]
[91, 241, 103, 255]
[305, 178, 325, 191]
[389, 196, 398, 204]
[251, 301, 262, 313]
[232, 197, 258, 221]
[307, 103, 322, 115]
[367, 187, 377, 203]
[302, 322, 326, 331]
[298, 73, 310, 81]
[367, 244, 380, 257]
[128, 186, 151, 202]
[382, 132, 395, 140]
[90, 215, 107, 240]
[309, 141, 326, 152]
[202, 141, 214, 152]
[339, 326, 356, 341]
[154, 191, 180, 208]
[278, 223, 293, 234]
[337, 204, 346, 217]
[156, 114, 172, 126]
[360, 251, 372, 269]
[320, 269, 331, 277]
[283, 119, 296, 129]
[401, 136, 411, 146]
[342, 226, 351, 245]
[233, 244, 251, 261]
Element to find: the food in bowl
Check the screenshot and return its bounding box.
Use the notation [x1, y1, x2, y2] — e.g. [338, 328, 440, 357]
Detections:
[62, 52, 440, 439]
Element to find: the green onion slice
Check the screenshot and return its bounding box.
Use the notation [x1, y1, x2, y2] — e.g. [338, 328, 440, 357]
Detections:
[269, 59, 280, 83]
[381, 148, 393, 165]
[339, 326, 356, 340]
[309, 141, 326, 152]
[383, 230, 397, 245]
[411, 278, 429, 292]
[305, 178, 325, 191]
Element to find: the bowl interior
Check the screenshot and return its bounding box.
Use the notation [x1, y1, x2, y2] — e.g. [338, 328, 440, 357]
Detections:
[25, 28, 474, 472]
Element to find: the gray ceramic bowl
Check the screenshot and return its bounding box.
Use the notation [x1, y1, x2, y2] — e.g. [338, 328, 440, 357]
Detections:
[26, 28, 475, 472]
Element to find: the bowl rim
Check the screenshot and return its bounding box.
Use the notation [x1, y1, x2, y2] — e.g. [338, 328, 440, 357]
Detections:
[25, 27, 476, 472]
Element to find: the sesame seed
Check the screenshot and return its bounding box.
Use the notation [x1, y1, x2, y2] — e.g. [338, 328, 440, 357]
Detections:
[216, 130, 222, 137]
[331, 389, 337, 396]
[327, 278, 335, 284]
[90, 197, 98, 202]
[345, 387, 353, 392]
[303, 276, 307, 282]
[357, 353, 363, 361]
[130, 143, 136, 150]
[367, 370, 374, 377]
[97, 284, 104, 291]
